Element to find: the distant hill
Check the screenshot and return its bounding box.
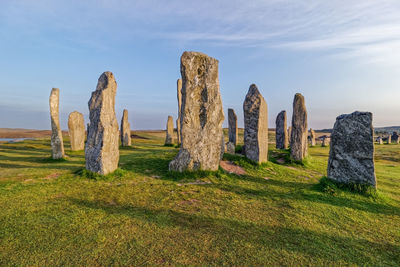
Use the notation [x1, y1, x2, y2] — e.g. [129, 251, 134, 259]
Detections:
[375, 126, 400, 133]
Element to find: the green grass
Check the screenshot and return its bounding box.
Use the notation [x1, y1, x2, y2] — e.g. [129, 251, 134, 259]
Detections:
[0, 137, 399, 265]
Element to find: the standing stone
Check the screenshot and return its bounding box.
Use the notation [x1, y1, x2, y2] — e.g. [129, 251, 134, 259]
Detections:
[377, 137, 383, 145]
[49, 88, 65, 159]
[169, 51, 224, 171]
[310, 128, 316, 146]
[228, 108, 238, 146]
[226, 142, 235, 154]
[165, 115, 174, 145]
[275, 110, 288, 149]
[120, 109, 131, 146]
[392, 132, 399, 144]
[68, 111, 85, 151]
[386, 135, 391, 144]
[322, 136, 330, 147]
[176, 79, 182, 144]
[327, 111, 376, 188]
[85, 72, 119, 175]
[287, 126, 292, 144]
[290, 93, 308, 161]
[243, 84, 268, 163]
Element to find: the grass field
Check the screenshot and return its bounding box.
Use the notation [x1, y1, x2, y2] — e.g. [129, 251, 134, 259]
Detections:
[0, 130, 399, 266]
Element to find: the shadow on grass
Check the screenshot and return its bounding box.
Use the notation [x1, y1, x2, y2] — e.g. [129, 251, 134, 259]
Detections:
[68, 197, 400, 265]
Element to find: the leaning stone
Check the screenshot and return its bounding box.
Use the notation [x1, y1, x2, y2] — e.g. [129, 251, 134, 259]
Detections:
[49, 88, 65, 159]
[68, 111, 85, 151]
[120, 109, 131, 146]
[275, 110, 288, 149]
[327, 111, 376, 188]
[243, 84, 268, 163]
[176, 79, 182, 144]
[310, 128, 316, 146]
[226, 142, 235, 154]
[85, 72, 119, 175]
[228, 108, 238, 145]
[169, 51, 224, 171]
[165, 116, 174, 145]
[290, 93, 308, 161]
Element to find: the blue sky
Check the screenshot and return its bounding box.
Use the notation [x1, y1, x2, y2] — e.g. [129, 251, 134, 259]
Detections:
[1, 0, 400, 130]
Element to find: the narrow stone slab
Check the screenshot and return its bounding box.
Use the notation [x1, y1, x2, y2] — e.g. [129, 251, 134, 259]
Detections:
[165, 115, 174, 145]
[387, 135, 391, 144]
[68, 111, 85, 151]
[49, 88, 65, 159]
[276, 110, 288, 149]
[243, 84, 268, 163]
[85, 72, 119, 175]
[176, 79, 182, 144]
[228, 108, 238, 146]
[290, 93, 308, 161]
[120, 109, 131, 146]
[310, 128, 316, 146]
[169, 51, 224, 171]
[327, 111, 376, 188]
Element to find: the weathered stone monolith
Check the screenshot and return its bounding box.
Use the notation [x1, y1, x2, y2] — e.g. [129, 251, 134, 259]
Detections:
[377, 137, 383, 145]
[290, 93, 308, 161]
[310, 128, 316, 146]
[322, 136, 330, 147]
[243, 84, 268, 163]
[85, 72, 119, 175]
[169, 51, 224, 171]
[165, 116, 174, 145]
[68, 111, 85, 151]
[275, 110, 288, 149]
[386, 135, 391, 144]
[226, 142, 235, 154]
[49, 88, 65, 159]
[327, 111, 376, 188]
[228, 108, 238, 146]
[392, 132, 399, 144]
[176, 79, 182, 144]
[288, 126, 292, 144]
[120, 109, 131, 146]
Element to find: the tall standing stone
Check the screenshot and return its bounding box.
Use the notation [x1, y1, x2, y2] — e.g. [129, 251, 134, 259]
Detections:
[290, 93, 308, 161]
[310, 128, 316, 146]
[85, 72, 119, 175]
[377, 137, 383, 145]
[386, 135, 391, 144]
[322, 136, 330, 147]
[392, 132, 399, 144]
[169, 51, 224, 171]
[287, 126, 292, 144]
[49, 88, 65, 159]
[275, 110, 288, 149]
[243, 84, 268, 163]
[165, 116, 174, 145]
[176, 79, 182, 144]
[120, 109, 131, 146]
[228, 108, 238, 146]
[327, 111, 376, 188]
[68, 111, 85, 151]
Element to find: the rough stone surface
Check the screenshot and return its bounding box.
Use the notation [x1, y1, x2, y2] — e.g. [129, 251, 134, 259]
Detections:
[287, 127, 292, 144]
[228, 108, 238, 145]
[120, 109, 131, 146]
[377, 137, 383, 145]
[327, 111, 376, 188]
[322, 136, 330, 147]
[290, 93, 308, 161]
[275, 110, 288, 149]
[49, 88, 65, 159]
[68, 111, 85, 151]
[392, 132, 399, 144]
[226, 142, 235, 154]
[169, 51, 224, 171]
[165, 115, 174, 145]
[85, 71, 119, 175]
[386, 135, 391, 144]
[243, 84, 268, 163]
[310, 128, 316, 146]
[176, 79, 182, 144]
[220, 135, 225, 160]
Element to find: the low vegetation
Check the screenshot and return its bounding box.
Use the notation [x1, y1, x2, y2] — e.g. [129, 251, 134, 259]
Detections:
[0, 132, 399, 265]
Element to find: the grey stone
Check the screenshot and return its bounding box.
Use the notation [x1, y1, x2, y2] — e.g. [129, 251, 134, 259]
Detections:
[68, 111, 85, 151]
[228, 108, 238, 146]
[386, 135, 391, 144]
[85, 71, 119, 175]
[392, 132, 399, 144]
[327, 111, 376, 188]
[226, 141, 235, 154]
[165, 115, 174, 145]
[49, 88, 65, 159]
[275, 110, 288, 149]
[220, 134, 225, 160]
[287, 126, 292, 144]
[377, 137, 383, 145]
[310, 128, 316, 146]
[176, 79, 182, 144]
[120, 109, 131, 146]
[169, 51, 224, 171]
[243, 84, 268, 163]
[322, 136, 330, 147]
[290, 93, 308, 161]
